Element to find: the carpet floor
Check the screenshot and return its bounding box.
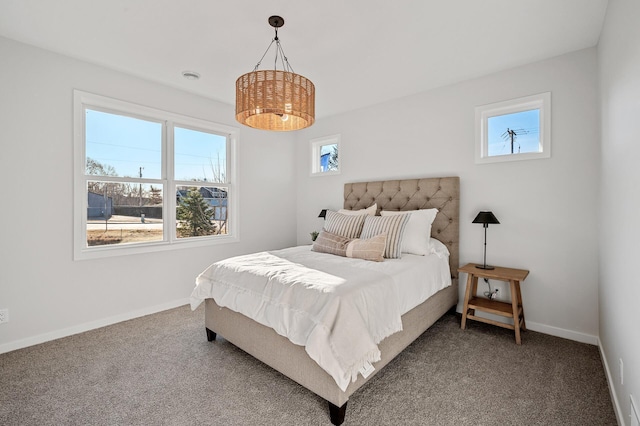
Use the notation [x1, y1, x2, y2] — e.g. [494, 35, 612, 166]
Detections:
[0, 305, 617, 425]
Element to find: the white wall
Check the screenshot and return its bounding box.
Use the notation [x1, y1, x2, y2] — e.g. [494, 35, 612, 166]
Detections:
[598, 0, 640, 423]
[295, 48, 600, 344]
[0, 37, 298, 352]
[1, 14, 633, 419]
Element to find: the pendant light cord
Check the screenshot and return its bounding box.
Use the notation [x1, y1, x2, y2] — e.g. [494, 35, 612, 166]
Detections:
[252, 27, 295, 73]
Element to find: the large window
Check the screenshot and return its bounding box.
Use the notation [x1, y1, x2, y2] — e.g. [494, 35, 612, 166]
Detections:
[475, 92, 551, 164]
[74, 90, 238, 260]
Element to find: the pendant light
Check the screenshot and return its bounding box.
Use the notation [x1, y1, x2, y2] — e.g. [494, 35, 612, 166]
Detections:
[235, 16, 315, 131]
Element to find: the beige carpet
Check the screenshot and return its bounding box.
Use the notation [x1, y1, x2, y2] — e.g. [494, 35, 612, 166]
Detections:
[0, 305, 617, 425]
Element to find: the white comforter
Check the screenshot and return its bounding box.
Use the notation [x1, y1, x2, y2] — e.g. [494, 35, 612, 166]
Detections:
[190, 246, 450, 391]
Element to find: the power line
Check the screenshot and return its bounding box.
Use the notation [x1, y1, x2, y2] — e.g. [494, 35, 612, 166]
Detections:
[87, 140, 160, 153]
[88, 139, 222, 160]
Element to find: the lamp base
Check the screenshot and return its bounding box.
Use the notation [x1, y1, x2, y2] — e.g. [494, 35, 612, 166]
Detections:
[475, 265, 495, 270]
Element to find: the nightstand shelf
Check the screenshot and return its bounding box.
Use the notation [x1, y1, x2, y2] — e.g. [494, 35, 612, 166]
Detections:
[459, 263, 529, 344]
[467, 297, 516, 317]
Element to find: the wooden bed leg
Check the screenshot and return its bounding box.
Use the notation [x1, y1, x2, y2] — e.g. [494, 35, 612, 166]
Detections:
[328, 401, 347, 425]
[206, 327, 216, 342]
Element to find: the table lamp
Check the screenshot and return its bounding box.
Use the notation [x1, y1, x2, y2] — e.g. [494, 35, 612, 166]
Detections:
[472, 211, 500, 270]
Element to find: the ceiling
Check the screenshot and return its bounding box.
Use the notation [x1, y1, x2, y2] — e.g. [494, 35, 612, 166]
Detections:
[0, 1, 609, 119]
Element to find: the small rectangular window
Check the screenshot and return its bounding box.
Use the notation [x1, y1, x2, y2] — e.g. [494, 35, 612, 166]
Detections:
[311, 135, 340, 176]
[475, 92, 550, 164]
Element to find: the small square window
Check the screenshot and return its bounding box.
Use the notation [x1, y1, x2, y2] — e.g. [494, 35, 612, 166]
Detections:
[310, 135, 340, 176]
[475, 92, 551, 164]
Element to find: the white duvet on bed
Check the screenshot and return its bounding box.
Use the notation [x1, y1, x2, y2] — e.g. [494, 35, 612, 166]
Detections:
[190, 245, 450, 391]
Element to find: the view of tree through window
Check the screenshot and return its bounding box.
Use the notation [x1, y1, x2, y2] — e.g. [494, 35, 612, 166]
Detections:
[176, 186, 227, 238]
[173, 127, 229, 239]
[320, 143, 339, 172]
[85, 109, 164, 247]
[311, 135, 340, 175]
[76, 93, 235, 258]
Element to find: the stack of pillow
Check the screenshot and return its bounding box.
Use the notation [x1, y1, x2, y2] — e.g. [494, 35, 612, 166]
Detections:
[312, 203, 443, 262]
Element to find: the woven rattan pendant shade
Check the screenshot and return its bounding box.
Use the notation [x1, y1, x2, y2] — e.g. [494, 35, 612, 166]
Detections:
[236, 70, 315, 131]
[235, 16, 315, 132]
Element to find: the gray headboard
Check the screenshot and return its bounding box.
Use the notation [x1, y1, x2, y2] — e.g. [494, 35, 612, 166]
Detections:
[343, 176, 460, 281]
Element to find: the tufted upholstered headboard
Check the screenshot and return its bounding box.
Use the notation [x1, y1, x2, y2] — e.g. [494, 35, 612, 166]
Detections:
[343, 177, 460, 281]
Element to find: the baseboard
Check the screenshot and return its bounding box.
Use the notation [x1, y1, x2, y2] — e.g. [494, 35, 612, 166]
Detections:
[598, 338, 626, 426]
[0, 298, 190, 355]
[631, 395, 639, 426]
[525, 320, 599, 345]
[455, 306, 599, 345]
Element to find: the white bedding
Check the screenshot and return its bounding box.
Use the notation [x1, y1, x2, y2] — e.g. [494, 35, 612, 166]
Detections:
[190, 245, 451, 391]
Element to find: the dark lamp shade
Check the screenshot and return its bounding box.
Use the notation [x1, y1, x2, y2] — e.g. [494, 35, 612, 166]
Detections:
[318, 209, 327, 219]
[472, 211, 500, 225]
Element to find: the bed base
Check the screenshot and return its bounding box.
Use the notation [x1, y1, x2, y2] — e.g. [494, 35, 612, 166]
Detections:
[206, 326, 347, 422]
[204, 281, 457, 424]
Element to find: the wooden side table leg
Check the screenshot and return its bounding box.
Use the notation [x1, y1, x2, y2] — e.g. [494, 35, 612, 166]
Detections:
[510, 279, 521, 344]
[470, 275, 478, 314]
[514, 281, 526, 330]
[461, 273, 474, 329]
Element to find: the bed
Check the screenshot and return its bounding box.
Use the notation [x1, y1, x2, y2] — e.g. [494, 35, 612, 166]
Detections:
[191, 176, 459, 425]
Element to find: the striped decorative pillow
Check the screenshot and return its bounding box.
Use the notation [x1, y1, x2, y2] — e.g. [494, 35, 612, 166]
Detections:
[360, 214, 411, 258]
[323, 210, 367, 239]
[381, 208, 438, 255]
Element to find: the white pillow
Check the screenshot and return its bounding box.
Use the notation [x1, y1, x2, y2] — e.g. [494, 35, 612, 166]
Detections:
[429, 238, 450, 258]
[380, 209, 438, 255]
[338, 203, 377, 216]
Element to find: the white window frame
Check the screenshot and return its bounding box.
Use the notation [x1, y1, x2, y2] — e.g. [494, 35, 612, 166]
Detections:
[73, 90, 238, 260]
[310, 134, 341, 176]
[475, 92, 551, 164]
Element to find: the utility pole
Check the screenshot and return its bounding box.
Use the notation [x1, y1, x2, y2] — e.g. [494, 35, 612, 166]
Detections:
[139, 167, 144, 208]
[104, 184, 108, 231]
[507, 128, 516, 153]
[501, 128, 529, 154]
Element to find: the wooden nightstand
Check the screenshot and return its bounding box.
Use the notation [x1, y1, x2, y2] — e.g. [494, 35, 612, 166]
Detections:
[458, 263, 530, 344]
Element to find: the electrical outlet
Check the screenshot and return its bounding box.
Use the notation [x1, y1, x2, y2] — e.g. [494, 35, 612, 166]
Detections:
[620, 358, 624, 386]
[0, 309, 8, 324]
